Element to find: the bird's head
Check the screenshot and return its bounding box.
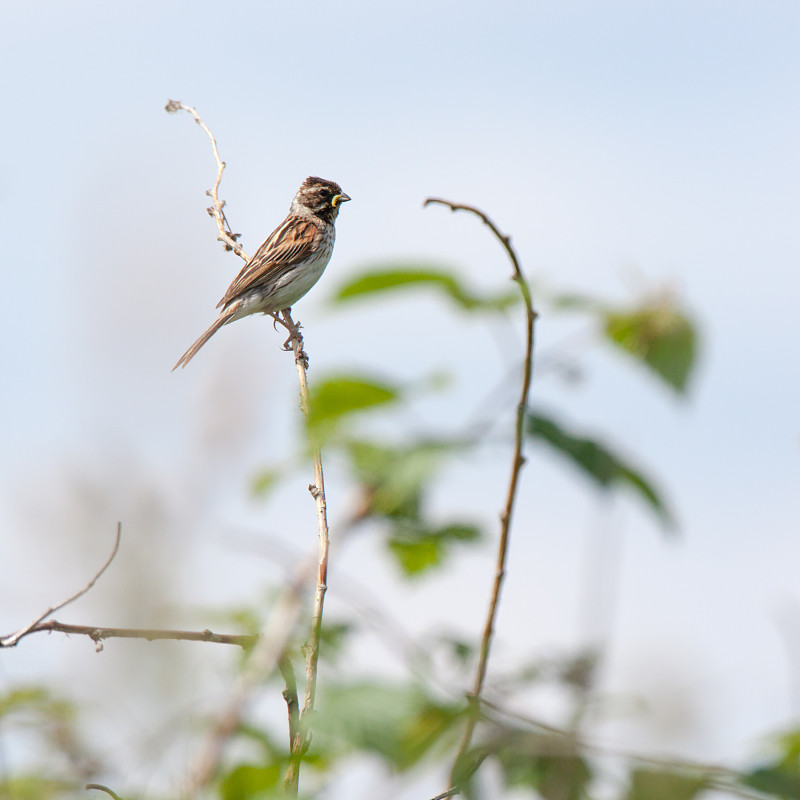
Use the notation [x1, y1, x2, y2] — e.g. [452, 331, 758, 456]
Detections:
[292, 176, 351, 223]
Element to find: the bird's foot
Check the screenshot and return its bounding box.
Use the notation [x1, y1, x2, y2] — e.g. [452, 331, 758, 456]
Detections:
[272, 309, 308, 367]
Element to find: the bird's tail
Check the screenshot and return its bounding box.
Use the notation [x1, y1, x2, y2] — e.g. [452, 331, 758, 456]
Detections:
[172, 311, 233, 371]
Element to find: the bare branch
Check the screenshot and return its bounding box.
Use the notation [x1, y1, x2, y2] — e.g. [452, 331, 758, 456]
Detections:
[165, 99, 249, 261]
[1, 523, 122, 648]
[424, 198, 538, 795]
[3, 620, 253, 651]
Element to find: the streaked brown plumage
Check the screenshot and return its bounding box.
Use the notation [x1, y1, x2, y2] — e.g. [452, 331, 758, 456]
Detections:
[173, 176, 350, 370]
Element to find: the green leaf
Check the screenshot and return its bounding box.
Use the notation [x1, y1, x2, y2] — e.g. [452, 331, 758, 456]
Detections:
[435, 636, 477, 667]
[332, 265, 519, 312]
[343, 439, 482, 575]
[306, 374, 402, 443]
[388, 534, 442, 575]
[345, 439, 466, 519]
[318, 621, 354, 663]
[743, 729, 800, 798]
[626, 768, 708, 800]
[604, 302, 698, 393]
[527, 411, 673, 528]
[0, 687, 72, 718]
[0, 776, 74, 800]
[744, 765, 800, 798]
[387, 522, 481, 577]
[316, 682, 463, 770]
[479, 731, 592, 800]
[218, 763, 281, 800]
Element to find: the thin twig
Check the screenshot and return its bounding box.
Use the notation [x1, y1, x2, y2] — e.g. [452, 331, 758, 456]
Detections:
[2, 620, 253, 651]
[424, 198, 537, 795]
[1, 523, 122, 648]
[165, 100, 249, 261]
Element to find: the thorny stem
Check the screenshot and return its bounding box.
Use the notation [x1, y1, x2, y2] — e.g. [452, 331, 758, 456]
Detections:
[424, 198, 538, 795]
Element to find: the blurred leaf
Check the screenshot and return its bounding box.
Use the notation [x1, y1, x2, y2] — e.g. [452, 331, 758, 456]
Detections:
[234, 724, 284, 756]
[219, 763, 281, 800]
[0, 776, 74, 800]
[743, 729, 800, 798]
[318, 621, 354, 662]
[549, 292, 604, 312]
[332, 265, 519, 312]
[773, 727, 800, 764]
[387, 534, 441, 575]
[527, 411, 673, 529]
[316, 682, 462, 770]
[0, 687, 74, 721]
[307, 374, 402, 444]
[344, 439, 481, 575]
[203, 606, 262, 639]
[626, 768, 708, 800]
[388, 523, 481, 577]
[345, 438, 468, 520]
[604, 301, 698, 393]
[744, 765, 800, 798]
[477, 730, 591, 800]
[435, 636, 477, 667]
[251, 466, 283, 499]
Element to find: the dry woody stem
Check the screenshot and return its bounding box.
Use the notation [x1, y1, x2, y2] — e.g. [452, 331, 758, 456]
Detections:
[424, 198, 538, 796]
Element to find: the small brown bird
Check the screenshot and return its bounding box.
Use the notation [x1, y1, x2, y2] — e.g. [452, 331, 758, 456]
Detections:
[173, 176, 350, 370]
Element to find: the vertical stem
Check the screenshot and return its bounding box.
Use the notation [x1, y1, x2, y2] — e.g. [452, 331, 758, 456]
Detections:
[280, 313, 332, 795]
[168, 104, 334, 795]
[424, 199, 537, 794]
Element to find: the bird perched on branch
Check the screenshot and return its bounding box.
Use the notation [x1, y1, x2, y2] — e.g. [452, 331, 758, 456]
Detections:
[173, 176, 350, 370]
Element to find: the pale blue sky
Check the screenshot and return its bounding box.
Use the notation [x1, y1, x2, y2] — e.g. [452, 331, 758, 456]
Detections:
[1, 1, 798, 794]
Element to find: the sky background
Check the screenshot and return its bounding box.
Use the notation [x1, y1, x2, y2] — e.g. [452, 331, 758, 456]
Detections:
[1, 2, 798, 797]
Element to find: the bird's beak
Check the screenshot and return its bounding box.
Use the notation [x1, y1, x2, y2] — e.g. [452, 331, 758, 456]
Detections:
[332, 193, 351, 207]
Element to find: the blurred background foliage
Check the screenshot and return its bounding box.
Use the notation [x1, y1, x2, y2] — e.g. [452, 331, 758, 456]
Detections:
[2, 257, 796, 800]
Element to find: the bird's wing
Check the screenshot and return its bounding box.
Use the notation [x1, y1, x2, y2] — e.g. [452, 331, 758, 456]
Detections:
[216, 216, 321, 309]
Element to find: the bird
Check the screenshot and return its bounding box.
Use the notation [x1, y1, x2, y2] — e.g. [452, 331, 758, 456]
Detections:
[173, 176, 350, 370]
